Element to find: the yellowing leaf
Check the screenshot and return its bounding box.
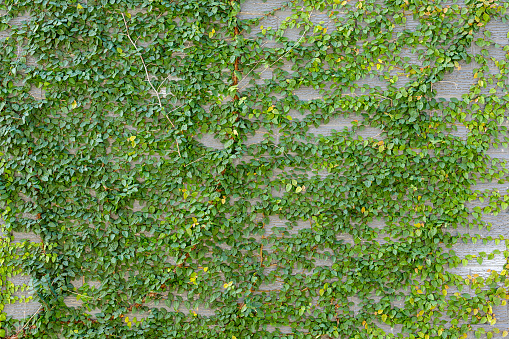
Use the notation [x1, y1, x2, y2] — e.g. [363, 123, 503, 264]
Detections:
[203, 267, 208, 272]
[361, 207, 365, 213]
[71, 100, 77, 109]
[502, 331, 508, 337]
[77, 4, 84, 9]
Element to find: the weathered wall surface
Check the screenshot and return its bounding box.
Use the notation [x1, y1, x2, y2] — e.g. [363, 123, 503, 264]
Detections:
[3, 1, 509, 337]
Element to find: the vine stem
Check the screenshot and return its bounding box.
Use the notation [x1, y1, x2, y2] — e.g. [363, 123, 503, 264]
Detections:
[15, 305, 43, 336]
[121, 13, 181, 157]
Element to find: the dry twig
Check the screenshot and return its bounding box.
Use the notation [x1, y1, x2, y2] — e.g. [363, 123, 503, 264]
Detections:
[121, 13, 181, 157]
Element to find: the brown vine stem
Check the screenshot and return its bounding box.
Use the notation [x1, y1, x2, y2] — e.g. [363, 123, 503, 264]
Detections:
[232, 2, 241, 110]
[121, 13, 181, 157]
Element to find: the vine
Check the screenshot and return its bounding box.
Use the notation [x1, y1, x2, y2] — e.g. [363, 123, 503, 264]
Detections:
[1, 0, 509, 338]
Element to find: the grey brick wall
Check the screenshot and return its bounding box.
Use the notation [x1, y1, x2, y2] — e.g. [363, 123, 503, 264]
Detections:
[3, 1, 509, 337]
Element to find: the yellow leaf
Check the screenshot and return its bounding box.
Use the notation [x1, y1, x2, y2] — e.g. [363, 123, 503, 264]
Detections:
[233, 336, 237, 339]
[203, 267, 208, 272]
[125, 317, 129, 323]
[71, 100, 77, 109]
[502, 331, 508, 337]
[473, 309, 478, 315]
[77, 4, 84, 9]
[377, 309, 383, 314]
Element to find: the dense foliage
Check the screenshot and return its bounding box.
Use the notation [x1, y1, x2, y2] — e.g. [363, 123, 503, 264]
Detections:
[2, 0, 509, 337]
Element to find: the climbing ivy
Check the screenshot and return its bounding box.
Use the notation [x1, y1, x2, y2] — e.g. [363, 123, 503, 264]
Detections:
[2, 0, 509, 338]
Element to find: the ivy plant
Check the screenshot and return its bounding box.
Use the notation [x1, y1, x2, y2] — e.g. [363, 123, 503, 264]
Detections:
[2, 0, 509, 338]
